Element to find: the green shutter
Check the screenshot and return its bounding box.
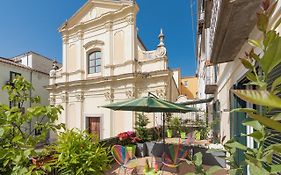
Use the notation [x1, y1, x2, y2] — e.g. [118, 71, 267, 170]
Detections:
[230, 82, 247, 173]
[266, 63, 281, 169]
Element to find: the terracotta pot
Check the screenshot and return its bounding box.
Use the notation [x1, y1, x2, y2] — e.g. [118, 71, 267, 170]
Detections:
[32, 156, 53, 167]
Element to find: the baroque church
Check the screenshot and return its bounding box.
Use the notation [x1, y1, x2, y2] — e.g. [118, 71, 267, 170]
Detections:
[47, 0, 179, 139]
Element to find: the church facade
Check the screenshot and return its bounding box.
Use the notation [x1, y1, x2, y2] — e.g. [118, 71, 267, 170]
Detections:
[47, 0, 179, 139]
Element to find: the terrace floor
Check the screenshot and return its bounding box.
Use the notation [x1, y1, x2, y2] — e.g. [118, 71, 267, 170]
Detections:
[105, 156, 228, 175]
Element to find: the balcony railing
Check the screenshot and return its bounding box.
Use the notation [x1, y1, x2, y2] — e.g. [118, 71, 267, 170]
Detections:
[204, 66, 217, 94]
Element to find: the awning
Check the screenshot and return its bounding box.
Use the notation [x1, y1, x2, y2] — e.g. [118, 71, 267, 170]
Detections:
[179, 97, 214, 106]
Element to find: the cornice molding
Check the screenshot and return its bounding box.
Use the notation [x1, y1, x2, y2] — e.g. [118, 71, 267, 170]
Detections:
[83, 40, 105, 50]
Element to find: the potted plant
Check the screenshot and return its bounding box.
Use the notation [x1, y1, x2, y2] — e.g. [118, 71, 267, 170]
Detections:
[134, 113, 150, 157]
[180, 119, 187, 139]
[166, 114, 173, 138]
[170, 116, 182, 137]
[31, 146, 56, 168]
[117, 131, 138, 157]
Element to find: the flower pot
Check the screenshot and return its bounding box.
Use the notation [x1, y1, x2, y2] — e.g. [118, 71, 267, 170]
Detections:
[136, 142, 148, 157]
[146, 141, 156, 156]
[126, 144, 136, 158]
[32, 156, 53, 167]
[180, 132, 186, 139]
[166, 130, 172, 138]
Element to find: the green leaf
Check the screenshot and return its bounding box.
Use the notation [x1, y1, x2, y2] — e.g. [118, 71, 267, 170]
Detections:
[232, 90, 281, 109]
[271, 76, 281, 92]
[242, 120, 263, 131]
[261, 37, 281, 75]
[185, 173, 196, 175]
[249, 49, 261, 62]
[247, 112, 281, 133]
[248, 162, 269, 175]
[242, 131, 264, 142]
[271, 113, 281, 121]
[240, 58, 253, 69]
[264, 30, 277, 49]
[12, 135, 22, 143]
[246, 72, 257, 82]
[248, 39, 262, 48]
[231, 108, 257, 114]
[194, 152, 203, 166]
[270, 164, 281, 173]
[266, 144, 281, 154]
[0, 127, 4, 137]
[262, 150, 273, 163]
[224, 141, 247, 151]
[257, 13, 269, 33]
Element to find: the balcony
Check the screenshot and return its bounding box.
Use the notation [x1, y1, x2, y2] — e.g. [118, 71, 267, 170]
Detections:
[210, 0, 260, 64]
[204, 66, 217, 94]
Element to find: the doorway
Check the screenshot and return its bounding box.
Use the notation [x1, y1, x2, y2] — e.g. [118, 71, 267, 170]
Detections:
[87, 117, 101, 139]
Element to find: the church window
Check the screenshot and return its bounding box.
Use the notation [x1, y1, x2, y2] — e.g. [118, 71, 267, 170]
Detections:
[88, 51, 101, 74]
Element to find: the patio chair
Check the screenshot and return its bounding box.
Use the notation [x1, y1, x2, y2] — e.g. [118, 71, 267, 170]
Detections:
[111, 145, 138, 175]
[160, 144, 188, 174]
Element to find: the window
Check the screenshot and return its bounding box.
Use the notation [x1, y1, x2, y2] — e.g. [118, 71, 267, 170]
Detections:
[184, 81, 189, 87]
[10, 71, 21, 81]
[9, 71, 21, 108]
[88, 51, 101, 74]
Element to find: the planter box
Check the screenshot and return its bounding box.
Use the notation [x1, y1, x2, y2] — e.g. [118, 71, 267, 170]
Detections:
[146, 141, 156, 156]
[136, 143, 147, 157]
[166, 130, 172, 138]
[126, 144, 136, 158]
[193, 147, 226, 168]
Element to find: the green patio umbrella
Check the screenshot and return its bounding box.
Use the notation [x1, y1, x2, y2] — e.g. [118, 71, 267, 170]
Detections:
[102, 96, 196, 113]
[102, 92, 198, 143]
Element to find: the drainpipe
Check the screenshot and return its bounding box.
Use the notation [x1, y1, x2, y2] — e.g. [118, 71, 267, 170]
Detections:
[27, 52, 33, 134]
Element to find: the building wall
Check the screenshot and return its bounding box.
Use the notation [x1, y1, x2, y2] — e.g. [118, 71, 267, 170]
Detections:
[48, 1, 178, 139]
[0, 59, 49, 106]
[13, 52, 60, 74]
[197, 0, 281, 144]
[180, 76, 198, 99]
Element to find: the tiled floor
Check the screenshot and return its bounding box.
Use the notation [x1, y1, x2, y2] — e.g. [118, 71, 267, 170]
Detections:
[105, 156, 228, 175]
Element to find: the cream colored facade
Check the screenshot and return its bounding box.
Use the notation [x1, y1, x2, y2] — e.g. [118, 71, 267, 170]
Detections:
[47, 0, 179, 139]
[0, 57, 50, 134]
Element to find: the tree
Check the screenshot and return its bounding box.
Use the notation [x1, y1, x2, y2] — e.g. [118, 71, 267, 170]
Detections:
[0, 76, 65, 174]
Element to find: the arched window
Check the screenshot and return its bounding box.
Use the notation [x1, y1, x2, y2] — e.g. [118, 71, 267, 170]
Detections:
[88, 51, 101, 74]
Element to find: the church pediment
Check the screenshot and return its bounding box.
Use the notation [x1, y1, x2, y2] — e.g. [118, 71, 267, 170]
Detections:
[60, 0, 134, 31]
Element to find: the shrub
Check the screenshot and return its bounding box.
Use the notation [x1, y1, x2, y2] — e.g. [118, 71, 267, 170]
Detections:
[54, 129, 111, 175]
[134, 113, 150, 142]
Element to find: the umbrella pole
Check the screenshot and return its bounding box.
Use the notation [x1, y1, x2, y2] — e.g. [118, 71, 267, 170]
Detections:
[162, 113, 165, 156]
[162, 113, 165, 144]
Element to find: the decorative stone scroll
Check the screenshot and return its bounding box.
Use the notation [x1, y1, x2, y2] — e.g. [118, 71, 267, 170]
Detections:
[49, 96, 56, 105]
[126, 15, 134, 25]
[104, 92, 114, 101]
[75, 93, 85, 102]
[126, 90, 134, 98]
[61, 93, 69, 103]
[156, 89, 166, 99]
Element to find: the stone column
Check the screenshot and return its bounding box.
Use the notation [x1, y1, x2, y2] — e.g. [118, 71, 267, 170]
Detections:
[75, 91, 84, 130]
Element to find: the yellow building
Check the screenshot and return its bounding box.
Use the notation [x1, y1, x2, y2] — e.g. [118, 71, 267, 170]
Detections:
[180, 76, 198, 99]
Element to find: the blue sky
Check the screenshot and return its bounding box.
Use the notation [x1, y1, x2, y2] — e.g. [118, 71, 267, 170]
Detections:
[0, 0, 197, 76]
